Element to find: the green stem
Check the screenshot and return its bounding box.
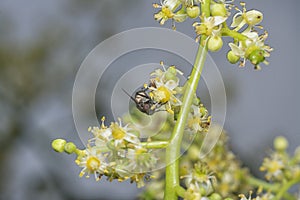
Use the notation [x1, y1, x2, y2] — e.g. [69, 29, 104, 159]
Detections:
[273, 176, 300, 200]
[164, 41, 208, 200]
[247, 176, 299, 200]
[141, 141, 169, 149]
[247, 175, 280, 192]
[175, 186, 186, 198]
[221, 27, 248, 41]
[201, 0, 211, 17]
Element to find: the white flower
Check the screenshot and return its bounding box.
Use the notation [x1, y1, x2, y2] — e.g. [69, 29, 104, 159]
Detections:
[260, 153, 285, 181]
[153, 0, 187, 28]
[110, 118, 141, 147]
[119, 147, 158, 172]
[187, 104, 211, 133]
[228, 31, 273, 68]
[76, 146, 107, 181]
[193, 15, 227, 41]
[231, 2, 263, 31]
[150, 63, 183, 113]
[88, 117, 141, 149]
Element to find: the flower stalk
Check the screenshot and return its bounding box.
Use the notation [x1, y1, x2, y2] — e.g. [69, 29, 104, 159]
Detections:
[164, 41, 208, 200]
[141, 141, 169, 149]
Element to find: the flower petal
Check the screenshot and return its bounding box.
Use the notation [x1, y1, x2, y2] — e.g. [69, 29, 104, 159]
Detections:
[230, 14, 243, 27]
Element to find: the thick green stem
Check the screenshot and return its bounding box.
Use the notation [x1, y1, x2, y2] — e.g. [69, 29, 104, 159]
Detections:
[273, 176, 300, 200]
[201, 0, 211, 17]
[164, 42, 208, 200]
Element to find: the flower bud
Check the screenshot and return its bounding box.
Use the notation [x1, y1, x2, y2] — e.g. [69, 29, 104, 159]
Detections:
[64, 142, 77, 154]
[210, 193, 222, 200]
[245, 10, 263, 26]
[274, 136, 289, 151]
[187, 145, 200, 161]
[248, 49, 265, 65]
[227, 51, 240, 64]
[210, 3, 227, 17]
[207, 36, 223, 52]
[186, 6, 200, 19]
[52, 139, 67, 153]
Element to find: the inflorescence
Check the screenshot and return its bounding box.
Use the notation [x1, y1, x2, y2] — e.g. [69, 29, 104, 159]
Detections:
[50, 1, 300, 199]
[52, 63, 211, 188]
[153, 0, 273, 70]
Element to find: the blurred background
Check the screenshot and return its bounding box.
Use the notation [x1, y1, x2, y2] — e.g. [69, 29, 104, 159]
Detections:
[0, 0, 299, 199]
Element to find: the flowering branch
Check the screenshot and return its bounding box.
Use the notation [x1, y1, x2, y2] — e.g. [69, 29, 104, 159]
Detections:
[50, 0, 290, 199]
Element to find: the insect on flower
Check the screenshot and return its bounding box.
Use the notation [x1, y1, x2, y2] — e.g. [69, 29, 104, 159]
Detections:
[122, 83, 165, 115]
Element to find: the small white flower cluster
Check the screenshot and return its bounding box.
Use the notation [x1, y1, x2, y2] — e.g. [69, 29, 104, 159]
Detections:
[153, 0, 273, 70]
[187, 104, 211, 133]
[148, 62, 183, 114]
[132, 62, 211, 134]
[75, 117, 157, 188]
[181, 162, 216, 200]
[227, 3, 273, 70]
[153, 0, 202, 29]
[260, 146, 300, 182]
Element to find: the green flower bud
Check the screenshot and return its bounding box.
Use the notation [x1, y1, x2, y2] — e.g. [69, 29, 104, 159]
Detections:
[64, 142, 77, 154]
[52, 139, 66, 153]
[274, 136, 289, 151]
[210, 193, 222, 200]
[227, 51, 240, 64]
[248, 49, 265, 65]
[207, 36, 223, 52]
[186, 6, 200, 19]
[245, 10, 263, 26]
[210, 3, 227, 17]
[187, 145, 200, 161]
